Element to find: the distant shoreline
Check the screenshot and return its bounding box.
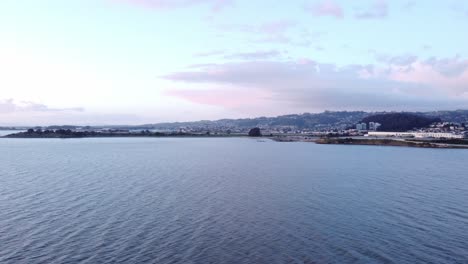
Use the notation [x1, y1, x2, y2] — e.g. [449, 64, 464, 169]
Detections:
[3, 131, 468, 149]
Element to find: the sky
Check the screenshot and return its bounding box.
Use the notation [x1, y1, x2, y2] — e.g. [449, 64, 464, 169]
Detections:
[1, 0, 468, 125]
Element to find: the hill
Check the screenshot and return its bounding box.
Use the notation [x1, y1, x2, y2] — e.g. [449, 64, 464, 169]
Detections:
[145, 110, 468, 132]
[146, 111, 369, 132]
[12, 110, 468, 133]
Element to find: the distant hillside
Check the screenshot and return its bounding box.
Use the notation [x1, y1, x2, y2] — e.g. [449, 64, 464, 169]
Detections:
[422, 110, 468, 123]
[144, 110, 468, 132]
[146, 111, 370, 131]
[55, 110, 468, 132]
[362, 113, 441, 131]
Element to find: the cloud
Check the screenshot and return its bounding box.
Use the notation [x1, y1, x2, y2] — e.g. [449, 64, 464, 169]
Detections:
[376, 54, 418, 66]
[315, 46, 325, 51]
[116, 0, 233, 12]
[387, 57, 468, 95]
[193, 50, 226, 57]
[218, 20, 297, 44]
[402, 1, 416, 12]
[165, 88, 270, 108]
[193, 50, 282, 60]
[258, 20, 297, 35]
[163, 57, 468, 112]
[425, 56, 468, 77]
[422, 45, 432, 50]
[356, 0, 388, 19]
[449, 2, 468, 18]
[215, 20, 318, 46]
[0, 99, 153, 126]
[224, 50, 282, 60]
[0, 99, 84, 114]
[306, 1, 344, 19]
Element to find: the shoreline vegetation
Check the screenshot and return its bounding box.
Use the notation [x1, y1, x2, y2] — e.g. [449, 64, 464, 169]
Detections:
[3, 129, 468, 149]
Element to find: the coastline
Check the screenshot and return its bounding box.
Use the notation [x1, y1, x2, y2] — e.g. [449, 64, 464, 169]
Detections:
[3, 131, 468, 149]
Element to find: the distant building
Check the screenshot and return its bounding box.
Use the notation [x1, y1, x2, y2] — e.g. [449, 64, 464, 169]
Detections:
[356, 123, 367, 131]
[368, 131, 465, 139]
[368, 122, 381, 131]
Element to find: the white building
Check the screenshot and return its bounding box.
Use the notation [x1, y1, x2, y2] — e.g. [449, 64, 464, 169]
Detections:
[368, 131, 465, 139]
[368, 122, 381, 131]
[356, 123, 367, 131]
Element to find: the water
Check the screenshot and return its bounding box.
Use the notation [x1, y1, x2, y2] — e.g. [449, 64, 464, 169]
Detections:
[1, 138, 467, 264]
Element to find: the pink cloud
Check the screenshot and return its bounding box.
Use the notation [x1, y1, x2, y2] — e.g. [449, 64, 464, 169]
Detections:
[388, 58, 468, 95]
[162, 58, 468, 111]
[306, 1, 344, 19]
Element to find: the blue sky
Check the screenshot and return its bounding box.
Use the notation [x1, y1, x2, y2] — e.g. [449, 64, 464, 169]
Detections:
[1, 0, 468, 125]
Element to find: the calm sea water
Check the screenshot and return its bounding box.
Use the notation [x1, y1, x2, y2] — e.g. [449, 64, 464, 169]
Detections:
[1, 138, 467, 264]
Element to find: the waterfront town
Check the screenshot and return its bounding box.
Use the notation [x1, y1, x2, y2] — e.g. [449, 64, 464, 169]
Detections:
[3, 120, 467, 140]
[2, 112, 468, 140]
[357, 122, 467, 139]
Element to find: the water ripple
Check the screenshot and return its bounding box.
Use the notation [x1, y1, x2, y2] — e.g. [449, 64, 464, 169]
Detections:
[1, 138, 468, 264]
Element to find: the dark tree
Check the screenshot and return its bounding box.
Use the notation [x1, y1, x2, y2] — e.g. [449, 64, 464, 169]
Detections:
[361, 113, 440, 131]
[248, 127, 262, 137]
